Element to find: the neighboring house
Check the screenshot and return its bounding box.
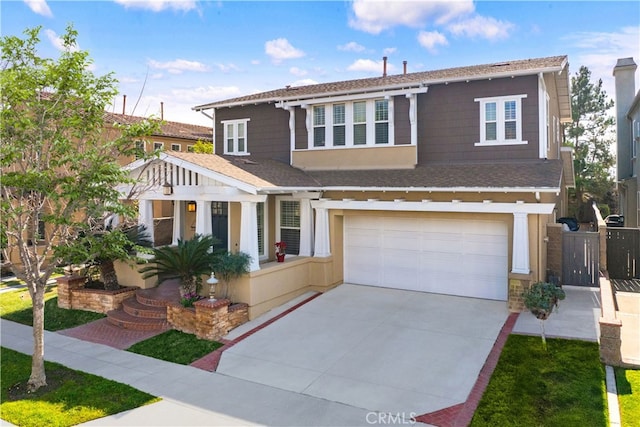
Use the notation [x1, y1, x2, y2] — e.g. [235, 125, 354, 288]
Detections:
[123, 55, 575, 316]
[613, 57, 640, 228]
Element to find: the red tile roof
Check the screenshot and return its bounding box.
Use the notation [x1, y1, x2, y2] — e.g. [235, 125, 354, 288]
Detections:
[104, 112, 212, 142]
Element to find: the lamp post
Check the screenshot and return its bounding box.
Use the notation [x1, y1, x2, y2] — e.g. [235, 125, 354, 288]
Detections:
[206, 272, 218, 300]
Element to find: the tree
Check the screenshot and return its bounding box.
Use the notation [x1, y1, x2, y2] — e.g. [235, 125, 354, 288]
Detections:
[564, 66, 616, 221]
[0, 26, 157, 391]
[139, 234, 219, 297]
[191, 139, 213, 154]
[522, 282, 566, 350]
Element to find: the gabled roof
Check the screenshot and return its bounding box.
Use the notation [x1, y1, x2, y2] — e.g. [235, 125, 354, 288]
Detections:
[194, 55, 569, 116]
[104, 112, 212, 142]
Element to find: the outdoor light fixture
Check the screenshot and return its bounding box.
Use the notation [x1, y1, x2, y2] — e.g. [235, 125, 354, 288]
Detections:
[206, 272, 218, 300]
[162, 182, 173, 195]
[187, 201, 197, 212]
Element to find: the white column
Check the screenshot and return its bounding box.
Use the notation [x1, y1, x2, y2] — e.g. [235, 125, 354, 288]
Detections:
[298, 198, 314, 257]
[512, 212, 530, 274]
[172, 201, 183, 245]
[287, 107, 296, 158]
[195, 200, 212, 236]
[313, 207, 331, 257]
[406, 93, 417, 146]
[138, 200, 154, 246]
[240, 201, 260, 271]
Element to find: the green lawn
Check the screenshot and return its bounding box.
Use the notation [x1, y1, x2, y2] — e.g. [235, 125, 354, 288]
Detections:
[0, 286, 105, 330]
[471, 334, 608, 427]
[615, 367, 640, 427]
[127, 329, 223, 364]
[1, 347, 160, 427]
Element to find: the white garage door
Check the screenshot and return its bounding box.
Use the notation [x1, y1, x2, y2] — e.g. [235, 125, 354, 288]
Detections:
[344, 216, 508, 300]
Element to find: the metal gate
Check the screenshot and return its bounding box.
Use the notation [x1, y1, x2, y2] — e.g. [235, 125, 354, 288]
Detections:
[562, 231, 600, 286]
[607, 228, 640, 279]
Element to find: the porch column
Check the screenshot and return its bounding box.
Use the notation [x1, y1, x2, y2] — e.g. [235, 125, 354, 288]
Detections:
[240, 201, 260, 271]
[512, 212, 530, 274]
[299, 198, 314, 257]
[313, 207, 330, 257]
[172, 201, 183, 245]
[195, 200, 212, 237]
[138, 200, 154, 246]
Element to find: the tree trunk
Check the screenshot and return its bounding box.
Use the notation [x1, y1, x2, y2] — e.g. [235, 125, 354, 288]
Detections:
[100, 260, 119, 291]
[28, 285, 47, 391]
[179, 277, 196, 298]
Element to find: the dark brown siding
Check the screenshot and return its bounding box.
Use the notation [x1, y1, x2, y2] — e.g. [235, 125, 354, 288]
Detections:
[294, 106, 307, 150]
[215, 104, 290, 163]
[417, 75, 540, 164]
[393, 95, 411, 145]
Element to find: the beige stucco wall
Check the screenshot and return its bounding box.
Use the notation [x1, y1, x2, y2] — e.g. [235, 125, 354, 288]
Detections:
[292, 145, 417, 170]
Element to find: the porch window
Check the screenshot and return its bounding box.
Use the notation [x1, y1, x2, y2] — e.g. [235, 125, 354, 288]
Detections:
[475, 94, 527, 146]
[257, 201, 266, 258]
[313, 106, 326, 147]
[222, 118, 250, 155]
[278, 200, 300, 255]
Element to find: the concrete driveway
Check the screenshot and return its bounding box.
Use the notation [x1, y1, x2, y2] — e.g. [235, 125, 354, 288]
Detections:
[218, 284, 509, 415]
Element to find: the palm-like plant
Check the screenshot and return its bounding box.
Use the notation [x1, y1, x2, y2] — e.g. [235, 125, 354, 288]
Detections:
[211, 251, 251, 301]
[139, 234, 218, 297]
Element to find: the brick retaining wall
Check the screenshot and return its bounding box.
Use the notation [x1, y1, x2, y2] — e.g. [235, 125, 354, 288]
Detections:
[56, 276, 136, 314]
[167, 298, 249, 341]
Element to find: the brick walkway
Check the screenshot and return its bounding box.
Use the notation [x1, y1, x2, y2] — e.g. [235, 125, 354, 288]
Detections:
[415, 312, 519, 427]
[58, 318, 169, 350]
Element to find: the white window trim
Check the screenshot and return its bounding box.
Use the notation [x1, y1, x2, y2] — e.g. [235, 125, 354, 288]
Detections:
[474, 94, 528, 147]
[171, 143, 181, 151]
[153, 142, 164, 151]
[305, 98, 394, 149]
[221, 118, 251, 155]
[186, 145, 194, 152]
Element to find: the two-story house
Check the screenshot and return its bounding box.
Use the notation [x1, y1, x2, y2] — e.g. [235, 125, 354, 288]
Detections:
[613, 57, 640, 228]
[123, 55, 574, 318]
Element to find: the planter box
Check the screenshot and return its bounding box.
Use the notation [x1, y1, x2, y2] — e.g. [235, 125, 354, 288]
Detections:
[56, 276, 136, 314]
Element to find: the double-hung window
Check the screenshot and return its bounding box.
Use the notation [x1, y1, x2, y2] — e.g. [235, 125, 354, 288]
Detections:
[353, 101, 367, 145]
[256, 201, 266, 259]
[222, 119, 250, 155]
[475, 95, 527, 146]
[171, 143, 181, 151]
[313, 106, 326, 147]
[333, 104, 346, 146]
[153, 142, 164, 151]
[375, 99, 389, 144]
[278, 199, 300, 255]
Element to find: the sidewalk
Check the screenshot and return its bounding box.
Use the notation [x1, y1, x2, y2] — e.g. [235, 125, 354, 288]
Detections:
[1, 319, 372, 427]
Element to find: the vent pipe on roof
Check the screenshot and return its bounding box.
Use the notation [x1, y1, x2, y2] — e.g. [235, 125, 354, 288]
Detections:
[122, 95, 126, 115]
[161, 102, 164, 120]
[383, 56, 387, 77]
[403, 60, 407, 75]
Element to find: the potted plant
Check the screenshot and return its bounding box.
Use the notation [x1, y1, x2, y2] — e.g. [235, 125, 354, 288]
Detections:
[522, 281, 566, 349]
[275, 241, 287, 262]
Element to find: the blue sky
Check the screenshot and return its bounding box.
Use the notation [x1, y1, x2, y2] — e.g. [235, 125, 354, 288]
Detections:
[2, 0, 639, 126]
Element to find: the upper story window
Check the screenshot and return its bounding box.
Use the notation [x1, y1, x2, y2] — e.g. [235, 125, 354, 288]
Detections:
[187, 145, 194, 152]
[171, 143, 181, 151]
[474, 94, 527, 146]
[307, 98, 391, 148]
[222, 118, 250, 155]
[135, 140, 145, 159]
[153, 142, 164, 151]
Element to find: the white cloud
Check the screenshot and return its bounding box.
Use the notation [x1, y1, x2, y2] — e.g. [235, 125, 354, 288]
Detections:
[216, 63, 241, 73]
[417, 30, 448, 53]
[113, 0, 197, 12]
[24, 0, 53, 17]
[251, 59, 261, 65]
[383, 47, 397, 55]
[447, 15, 515, 40]
[349, 0, 474, 34]
[289, 78, 318, 87]
[45, 29, 79, 52]
[265, 38, 305, 64]
[289, 67, 308, 77]
[347, 58, 396, 75]
[147, 58, 209, 74]
[338, 41, 366, 52]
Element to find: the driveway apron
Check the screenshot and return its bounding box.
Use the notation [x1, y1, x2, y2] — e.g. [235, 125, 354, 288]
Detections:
[217, 284, 509, 415]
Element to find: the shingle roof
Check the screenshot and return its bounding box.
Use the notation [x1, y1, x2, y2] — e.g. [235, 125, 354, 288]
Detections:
[194, 55, 568, 110]
[160, 152, 563, 192]
[104, 112, 212, 142]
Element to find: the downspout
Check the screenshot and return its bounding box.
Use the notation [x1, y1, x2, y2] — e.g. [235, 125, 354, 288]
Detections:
[198, 108, 216, 154]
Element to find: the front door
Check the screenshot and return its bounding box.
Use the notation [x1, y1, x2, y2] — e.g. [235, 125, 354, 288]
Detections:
[211, 202, 228, 251]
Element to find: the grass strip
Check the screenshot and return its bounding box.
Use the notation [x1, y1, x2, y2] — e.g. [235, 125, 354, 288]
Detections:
[127, 329, 223, 364]
[614, 367, 640, 427]
[0, 287, 105, 330]
[471, 334, 607, 427]
[1, 347, 160, 427]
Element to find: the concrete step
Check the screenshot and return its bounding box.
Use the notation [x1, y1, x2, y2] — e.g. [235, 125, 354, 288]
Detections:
[122, 297, 167, 319]
[106, 309, 168, 331]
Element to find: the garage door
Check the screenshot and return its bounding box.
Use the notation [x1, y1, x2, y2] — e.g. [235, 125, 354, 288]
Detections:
[344, 216, 508, 300]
